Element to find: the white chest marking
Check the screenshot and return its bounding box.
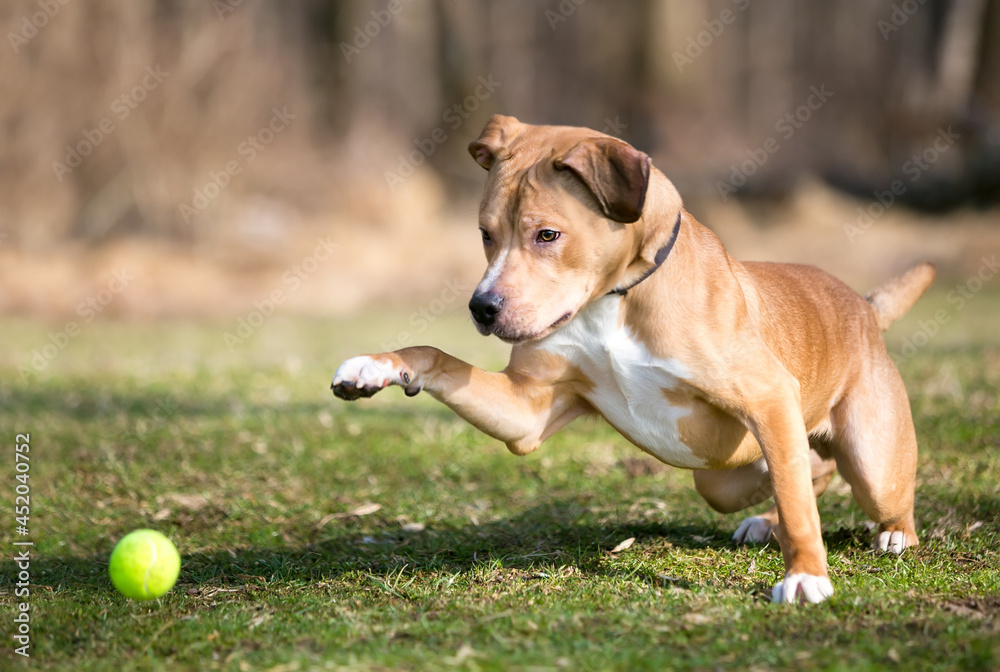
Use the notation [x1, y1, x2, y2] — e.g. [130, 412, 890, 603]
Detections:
[538, 296, 707, 469]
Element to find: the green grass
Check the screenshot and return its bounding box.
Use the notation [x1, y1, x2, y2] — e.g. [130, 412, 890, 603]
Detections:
[0, 306, 998, 671]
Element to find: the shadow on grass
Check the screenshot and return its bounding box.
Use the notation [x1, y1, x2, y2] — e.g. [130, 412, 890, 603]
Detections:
[12, 493, 989, 599]
[5, 497, 753, 595]
[10, 490, 998, 602]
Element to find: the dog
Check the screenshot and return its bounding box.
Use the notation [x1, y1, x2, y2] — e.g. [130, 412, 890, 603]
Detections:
[332, 115, 935, 604]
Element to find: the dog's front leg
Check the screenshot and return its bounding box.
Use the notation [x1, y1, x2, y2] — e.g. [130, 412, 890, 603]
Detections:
[332, 347, 587, 455]
[744, 383, 833, 605]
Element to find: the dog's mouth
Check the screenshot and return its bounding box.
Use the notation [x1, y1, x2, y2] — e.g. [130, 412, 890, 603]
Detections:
[549, 311, 572, 328]
[486, 311, 574, 345]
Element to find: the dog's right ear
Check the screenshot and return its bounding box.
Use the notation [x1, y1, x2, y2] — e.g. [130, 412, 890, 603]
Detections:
[469, 115, 520, 170]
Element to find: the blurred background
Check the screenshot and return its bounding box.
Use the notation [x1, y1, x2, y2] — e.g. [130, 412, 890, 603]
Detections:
[2, 0, 999, 319]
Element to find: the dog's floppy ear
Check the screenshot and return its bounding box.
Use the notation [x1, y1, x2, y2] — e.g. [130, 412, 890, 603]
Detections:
[469, 115, 521, 170]
[554, 138, 651, 223]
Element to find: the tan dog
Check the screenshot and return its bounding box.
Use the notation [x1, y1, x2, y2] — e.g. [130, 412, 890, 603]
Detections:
[332, 115, 935, 604]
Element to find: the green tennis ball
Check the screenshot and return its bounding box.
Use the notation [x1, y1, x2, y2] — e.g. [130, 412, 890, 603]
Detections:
[108, 529, 181, 600]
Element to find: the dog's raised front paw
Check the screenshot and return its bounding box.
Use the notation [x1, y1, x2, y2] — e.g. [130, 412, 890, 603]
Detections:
[732, 515, 776, 545]
[331, 355, 409, 400]
[772, 573, 834, 604]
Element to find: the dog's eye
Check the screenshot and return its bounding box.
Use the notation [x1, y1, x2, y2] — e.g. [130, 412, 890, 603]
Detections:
[536, 229, 560, 243]
[480, 228, 492, 244]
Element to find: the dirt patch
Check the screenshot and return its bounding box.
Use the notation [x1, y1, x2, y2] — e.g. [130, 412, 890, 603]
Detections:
[942, 596, 1000, 620]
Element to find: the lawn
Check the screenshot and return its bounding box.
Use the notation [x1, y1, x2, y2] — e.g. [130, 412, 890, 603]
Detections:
[0, 293, 998, 671]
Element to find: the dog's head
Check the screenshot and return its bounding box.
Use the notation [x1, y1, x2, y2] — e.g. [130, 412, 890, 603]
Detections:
[466, 114, 681, 344]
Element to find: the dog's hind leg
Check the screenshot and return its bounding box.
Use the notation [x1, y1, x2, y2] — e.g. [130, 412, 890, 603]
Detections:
[829, 358, 919, 554]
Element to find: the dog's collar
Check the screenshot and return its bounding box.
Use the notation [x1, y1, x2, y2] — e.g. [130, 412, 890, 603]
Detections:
[608, 212, 682, 297]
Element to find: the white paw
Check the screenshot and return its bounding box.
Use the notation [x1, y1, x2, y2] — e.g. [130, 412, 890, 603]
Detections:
[331, 356, 405, 400]
[732, 516, 776, 545]
[874, 530, 908, 555]
[772, 573, 834, 604]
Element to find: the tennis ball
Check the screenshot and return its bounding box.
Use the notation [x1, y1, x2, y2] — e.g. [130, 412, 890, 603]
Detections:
[108, 529, 181, 600]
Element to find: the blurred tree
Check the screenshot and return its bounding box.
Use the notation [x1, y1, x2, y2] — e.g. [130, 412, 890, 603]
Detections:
[1, 0, 998, 247]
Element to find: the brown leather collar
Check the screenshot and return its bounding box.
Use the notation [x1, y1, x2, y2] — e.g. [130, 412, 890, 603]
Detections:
[609, 212, 682, 297]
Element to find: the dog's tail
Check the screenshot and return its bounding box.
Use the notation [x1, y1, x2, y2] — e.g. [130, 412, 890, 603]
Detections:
[865, 262, 937, 331]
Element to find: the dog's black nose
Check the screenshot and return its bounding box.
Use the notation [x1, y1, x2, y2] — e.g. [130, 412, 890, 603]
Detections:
[469, 292, 504, 328]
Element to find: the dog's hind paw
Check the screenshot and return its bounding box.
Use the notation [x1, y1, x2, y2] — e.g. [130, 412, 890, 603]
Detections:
[732, 515, 776, 545]
[772, 573, 834, 605]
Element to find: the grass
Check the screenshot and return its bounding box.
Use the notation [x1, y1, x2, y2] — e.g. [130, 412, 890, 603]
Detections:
[0, 300, 998, 671]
